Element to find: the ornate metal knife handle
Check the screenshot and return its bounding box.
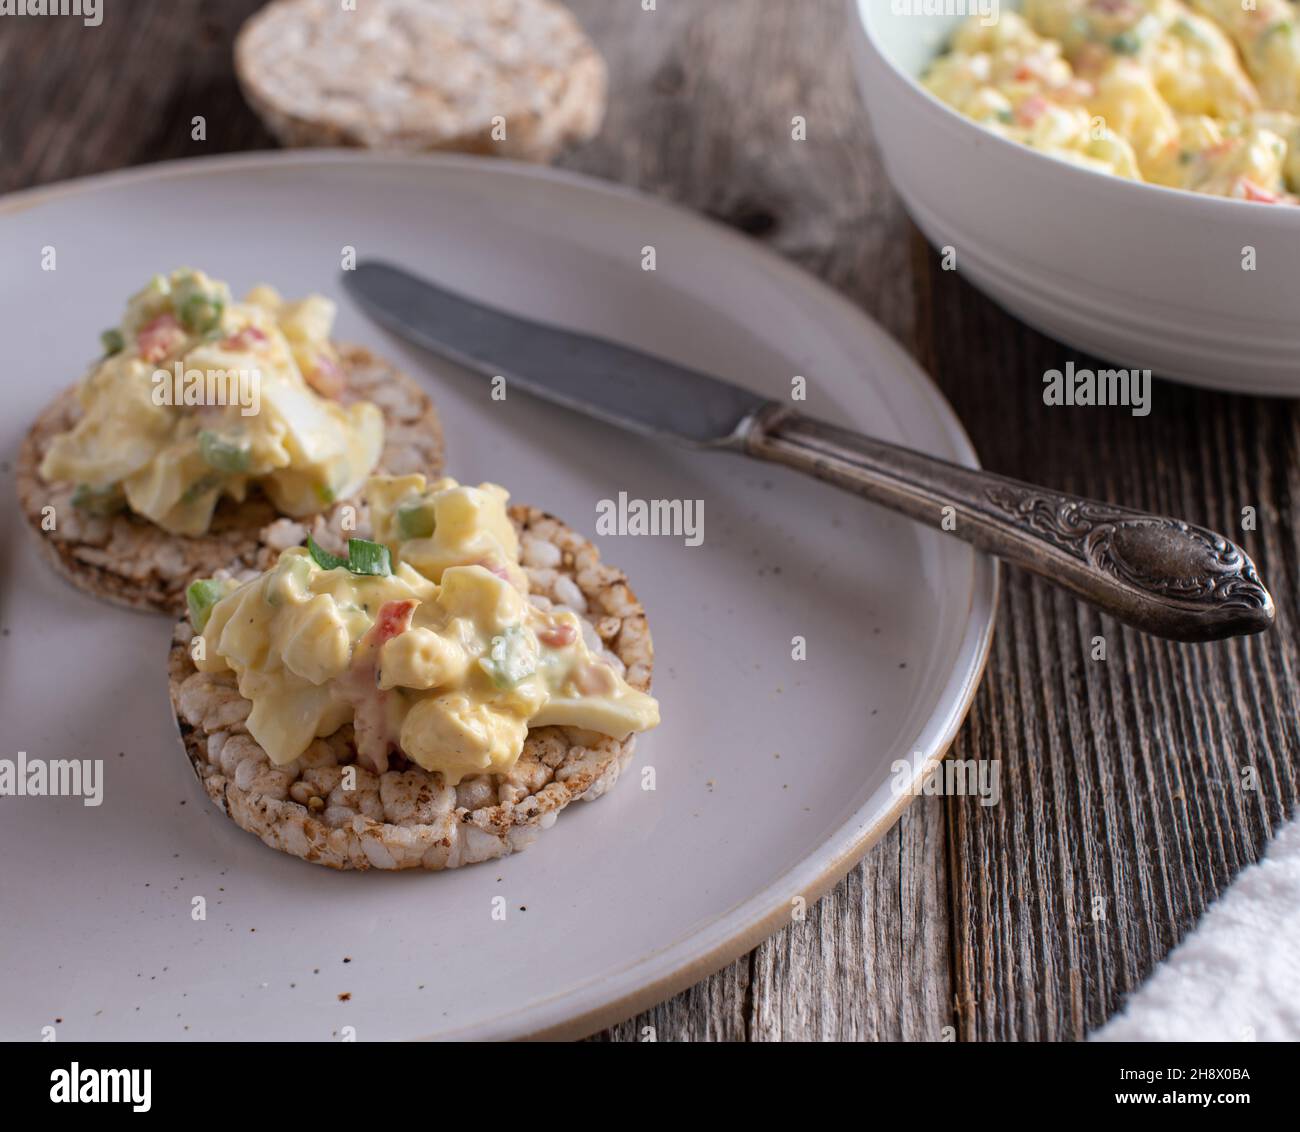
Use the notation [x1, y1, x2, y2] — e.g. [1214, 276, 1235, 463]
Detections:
[743, 408, 1274, 642]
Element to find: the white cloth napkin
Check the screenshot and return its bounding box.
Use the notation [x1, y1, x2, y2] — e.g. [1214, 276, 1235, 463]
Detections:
[1093, 816, 1300, 1042]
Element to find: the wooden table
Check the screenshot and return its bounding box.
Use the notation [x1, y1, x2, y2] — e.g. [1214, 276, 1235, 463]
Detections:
[6, 0, 1296, 1041]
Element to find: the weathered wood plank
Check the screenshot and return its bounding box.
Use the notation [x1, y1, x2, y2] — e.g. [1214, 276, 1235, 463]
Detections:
[927, 259, 1300, 1040]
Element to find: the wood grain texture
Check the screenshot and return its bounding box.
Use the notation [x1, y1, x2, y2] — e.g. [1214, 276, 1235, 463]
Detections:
[3, 0, 1295, 1042]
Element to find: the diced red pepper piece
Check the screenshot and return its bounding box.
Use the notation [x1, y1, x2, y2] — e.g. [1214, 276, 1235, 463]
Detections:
[220, 326, 269, 351]
[1239, 179, 1281, 204]
[342, 598, 419, 775]
[1015, 95, 1048, 127]
[368, 599, 417, 647]
[137, 313, 186, 363]
[538, 623, 577, 649]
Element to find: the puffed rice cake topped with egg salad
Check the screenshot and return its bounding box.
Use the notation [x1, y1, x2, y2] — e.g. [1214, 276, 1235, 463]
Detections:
[924, 0, 1300, 203]
[235, 0, 608, 162]
[18, 268, 445, 613]
[170, 474, 660, 871]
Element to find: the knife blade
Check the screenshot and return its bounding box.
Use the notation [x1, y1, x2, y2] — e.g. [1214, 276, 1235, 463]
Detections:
[342, 260, 768, 448]
[340, 259, 1274, 641]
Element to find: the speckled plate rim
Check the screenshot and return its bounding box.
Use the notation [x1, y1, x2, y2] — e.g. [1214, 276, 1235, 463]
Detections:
[1, 150, 999, 1041]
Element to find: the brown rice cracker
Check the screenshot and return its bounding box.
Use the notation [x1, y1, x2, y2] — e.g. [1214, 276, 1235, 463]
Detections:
[235, 0, 607, 162]
[167, 506, 654, 871]
[16, 344, 444, 616]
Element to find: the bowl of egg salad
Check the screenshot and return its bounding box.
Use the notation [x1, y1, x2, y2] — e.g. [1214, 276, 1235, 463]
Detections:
[851, 0, 1300, 395]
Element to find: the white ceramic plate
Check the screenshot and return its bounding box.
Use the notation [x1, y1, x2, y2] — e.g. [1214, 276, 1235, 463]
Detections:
[0, 152, 995, 1040]
[851, 0, 1300, 396]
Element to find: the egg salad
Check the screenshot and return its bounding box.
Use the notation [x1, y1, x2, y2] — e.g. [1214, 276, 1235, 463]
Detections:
[40, 269, 384, 535]
[188, 475, 660, 784]
[924, 0, 1300, 202]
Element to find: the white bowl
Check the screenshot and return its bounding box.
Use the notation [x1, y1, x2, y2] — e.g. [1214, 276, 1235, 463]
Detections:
[850, 0, 1300, 396]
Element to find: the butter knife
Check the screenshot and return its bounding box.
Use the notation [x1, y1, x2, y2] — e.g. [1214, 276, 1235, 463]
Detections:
[343, 261, 1274, 643]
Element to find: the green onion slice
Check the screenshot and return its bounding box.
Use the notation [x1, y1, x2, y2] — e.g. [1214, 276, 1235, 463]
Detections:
[307, 535, 349, 571]
[186, 578, 226, 633]
[396, 501, 436, 540]
[306, 536, 392, 577]
[179, 292, 224, 335]
[480, 626, 536, 689]
[70, 483, 125, 517]
[1111, 30, 1141, 55]
[346, 538, 391, 577]
[198, 431, 251, 473]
